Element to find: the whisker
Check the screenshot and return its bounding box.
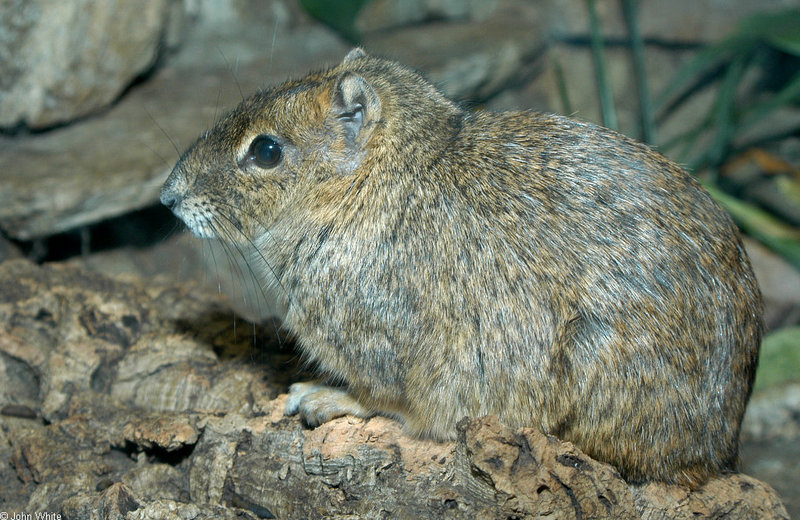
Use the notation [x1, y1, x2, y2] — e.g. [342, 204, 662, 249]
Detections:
[213, 203, 302, 320]
[145, 105, 182, 157]
[217, 46, 245, 102]
[267, 16, 279, 81]
[208, 206, 336, 379]
[211, 218, 265, 301]
[209, 212, 291, 348]
[205, 232, 224, 296]
[160, 217, 185, 243]
[213, 87, 223, 130]
[214, 225, 262, 311]
[205, 220, 263, 346]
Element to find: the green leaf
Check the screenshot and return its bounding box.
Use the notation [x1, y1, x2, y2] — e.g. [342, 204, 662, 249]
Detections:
[586, 0, 618, 130]
[700, 55, 747, 169]
[655, 9, 800, 111]
[299, 0, 371, 42]
[552, 57, 573, 116]
[769, 32, 800, 56]
[739, 69, 800, 131]
[622, 0, 656, 143]
[654, 36, 752, 111]
[775, 176, 800, 208]
[754, 327, 800, 391]
[738, 9, 800, 55]
[659, 109, 713, 158]
[703, 182, 800, 270]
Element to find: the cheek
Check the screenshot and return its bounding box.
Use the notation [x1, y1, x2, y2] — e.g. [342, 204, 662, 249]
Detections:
[235, 180, 282, 229]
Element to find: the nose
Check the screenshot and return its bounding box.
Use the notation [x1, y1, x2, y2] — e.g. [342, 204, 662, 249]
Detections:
[160, 187, 182, 211]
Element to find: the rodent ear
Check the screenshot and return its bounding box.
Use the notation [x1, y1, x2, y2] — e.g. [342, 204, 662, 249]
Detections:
[332, 72, 382, 147]
[343, 47, 367, 63]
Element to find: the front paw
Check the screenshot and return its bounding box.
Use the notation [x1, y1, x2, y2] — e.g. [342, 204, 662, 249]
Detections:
[285, 381, 369, 427]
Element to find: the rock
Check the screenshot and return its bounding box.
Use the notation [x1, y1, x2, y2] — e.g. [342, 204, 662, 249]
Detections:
[3, 0, 798, 242]
[0, 10, 348, 241]
[362, 1, 547, 102]
[743, 238, 800, 330]
[61, 483, 143, 520]
[741, 384, 800, 520]
[0, 234, 23, 263]
[0, 260, 789, 518]
[356, 0, 499, 33]
[460, 416, 638, 519]
[0, 259, 291, 420]
[0, 0, 181, 130]
[743, 384, 800, 443]
[0, 1, 548, 241]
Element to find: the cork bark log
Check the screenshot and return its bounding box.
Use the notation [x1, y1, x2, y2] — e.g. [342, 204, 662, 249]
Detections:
[0, 259, 788, 519]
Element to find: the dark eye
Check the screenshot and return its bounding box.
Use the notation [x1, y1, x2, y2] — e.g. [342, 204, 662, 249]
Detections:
[247, 135, 282, 168]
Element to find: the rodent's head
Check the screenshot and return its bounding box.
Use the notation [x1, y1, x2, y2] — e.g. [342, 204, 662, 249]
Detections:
[160, 48, 459, 245]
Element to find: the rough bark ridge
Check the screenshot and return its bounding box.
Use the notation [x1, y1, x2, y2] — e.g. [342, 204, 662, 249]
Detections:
[0, 260, 788, 519]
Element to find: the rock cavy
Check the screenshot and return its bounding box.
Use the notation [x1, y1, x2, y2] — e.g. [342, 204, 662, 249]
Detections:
[161, 48, 763, 487]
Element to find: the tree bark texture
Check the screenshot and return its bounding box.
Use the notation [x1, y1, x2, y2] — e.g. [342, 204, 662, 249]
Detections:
[0, 260, 788, 519]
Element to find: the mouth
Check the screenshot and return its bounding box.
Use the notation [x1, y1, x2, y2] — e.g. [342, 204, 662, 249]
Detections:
[180, 212, 219, 239]
[183, 211, 253, 244]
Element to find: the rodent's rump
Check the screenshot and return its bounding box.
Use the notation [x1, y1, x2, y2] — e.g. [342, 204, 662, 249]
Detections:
[161, 48, 763, 488]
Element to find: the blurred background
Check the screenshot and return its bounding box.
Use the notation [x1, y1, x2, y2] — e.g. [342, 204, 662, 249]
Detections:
[0, 0, 798, 514]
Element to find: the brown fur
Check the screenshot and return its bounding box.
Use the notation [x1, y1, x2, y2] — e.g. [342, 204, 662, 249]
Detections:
[161, 48, 763, 488]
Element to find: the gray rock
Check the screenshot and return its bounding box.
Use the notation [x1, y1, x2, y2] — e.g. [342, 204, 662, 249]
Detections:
[0, 0, 546, 241]
[1, 0, 796, 246]
[0, 9, 348, 240]
[356, 0, 498, 33]
[362, 1, 547, 102]
[742, 384, 800, 517]
[0, 234, 22, 263]
[744, 384, 800, 442]
[0, 0, 181, 129]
